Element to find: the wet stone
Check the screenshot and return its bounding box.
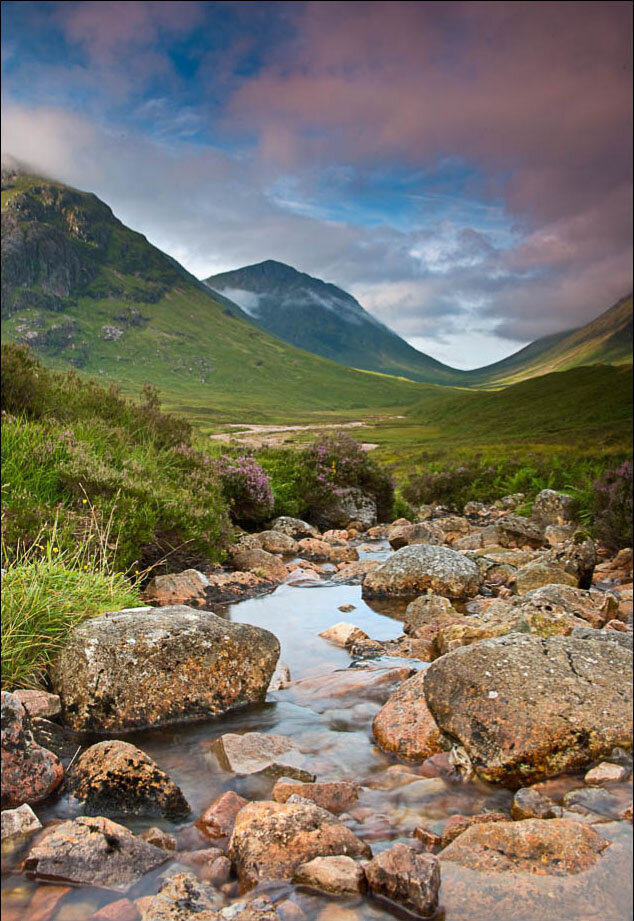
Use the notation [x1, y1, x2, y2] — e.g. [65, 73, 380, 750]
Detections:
[364, 842, 440, 919]
[441, 812, 508, 848]
[1, 803, 43, 840]
[272, 780, 359, 813]
[292, 855, 367, 895]
[584, 762, 629, 785]
[511, 786, 563, 820]
[213, 732, 315, 782]
[196, 790, 249, 840]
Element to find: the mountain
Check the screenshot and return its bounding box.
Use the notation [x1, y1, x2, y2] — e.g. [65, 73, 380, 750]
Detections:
[205, 260, 468, 385]
[0, 168, 425, 421]
[467, 295, 633, 387]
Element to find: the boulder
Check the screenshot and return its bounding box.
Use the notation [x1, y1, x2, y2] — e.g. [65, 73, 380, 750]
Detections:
[525, 583, 617, 628]
[297, 538, 331, 561]
[268, 661, 292, 691]
[144, 570, 210, 607]
[24, 816, 167, 892]
[1, 802, 42, 840]
[510, 787, 562, 820]
[387, 521, 443, 550]
[548, 535, 598, 589]
[270, 516, 318, 539]
[319, 622, 369, 648]
[403, 594, 461, 629]
[92, 899, 140, 921]
[584, 762, 629, 784]
[228, 800, 371, 891]
[544, 524, 575, 546]
[255, 530, 298, 554]
[571, 625, 633, 650]
[50, 606, 279, 732]
[212, 732, 315, 781]
[372, 671, 444, 761]
[196, 790, 248, 840]
[362, 545, 480, 599]
[330, 560, 380, 584]
[66, 740, 190, 818]
[272, 780, 359, 813]
[140, 827, 178, 850]
[231, 548, 288, 581]
[424, 634, 633, 786]
[1, 690, 63, 808]
[532, 489, 574, 528]
[311, 487, 377, 530]
[439, 818, 609, 876]
[364, 843, 440, 918]
[329, 545, 359, 564]
[136, 872, 222, 920]
[441, 812, 508, 847]
[495, 515, 545, 549]
[293, 855, 366, 895]
[277, 665, 415, 713]
[509, 559, 578, 594]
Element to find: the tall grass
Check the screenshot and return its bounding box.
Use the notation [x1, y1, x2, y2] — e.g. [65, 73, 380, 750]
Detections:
[1, 515, 140, 691]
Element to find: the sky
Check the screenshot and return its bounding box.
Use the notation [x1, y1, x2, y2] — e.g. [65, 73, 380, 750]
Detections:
[1, 1, 632, 369]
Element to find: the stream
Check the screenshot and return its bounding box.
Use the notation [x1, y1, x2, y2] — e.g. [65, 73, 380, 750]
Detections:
[2, 539, 633, 921]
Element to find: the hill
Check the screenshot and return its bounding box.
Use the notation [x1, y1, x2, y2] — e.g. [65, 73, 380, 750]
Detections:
[0, 168, 425, 423]
[205, 259, 468, 385]
[468, 295, 633, 387]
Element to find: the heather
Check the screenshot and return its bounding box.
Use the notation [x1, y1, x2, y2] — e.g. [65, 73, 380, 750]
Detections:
[588, 462, 633, 551]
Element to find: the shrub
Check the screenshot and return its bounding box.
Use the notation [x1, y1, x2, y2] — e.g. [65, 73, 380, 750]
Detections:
[590, 461, 633, 551]
[257, 448, 309, 519]
[215, 454, 274, 525]
[302, 432, 394, 520]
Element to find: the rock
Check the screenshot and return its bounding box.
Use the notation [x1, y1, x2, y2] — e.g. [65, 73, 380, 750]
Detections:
[271, 516, 318, 539]
[12, 690, 61, 719]
[562, 785, 623, 818]
[441, 812, 508, 847]
[362, 545, 480, 599]
[434, 516, 471, 544]
[330, 560, 380, 584]
[423, 634, 633, 786]
[319, 622, 369, 648]
[268, 661, 291, 691]
[50, 606, 279, 732]
[1, 802, 42, 840]
[496, 493, 525, 511]
[24, 816, 167, 892]
[255, 530, 298, 554]
[322, 529, 350, 543]
[367, 525, 387, 539]
[272, 780, 359, 813]
[387, 522, 443, 550]
[509, 559, 578, 594]
[196, 791, 249, 840]
[584, 762, 629, 784]
[329, 546, 359, 564]
[93, 899, 140, 920]
[413, 825, 443, 851]
[364, 843, 440, 919]
[136, 872, 222, 920]
[464, 501, 487, 516]
[510, 787, 562, 820]
[550, 535, 598, 589]
[231, 549, 288, 581]
[312, 487, 377, 531]
[144, 570, 211, 607]
[525, 583, 616, 628]
[297, 538, 332, 561]
[620, 803, 633, 822]
[403, 594, 461, 628]
[213, 732, 315, 781]
[372, 671, 444, 761]
[277, 665, 416, 713]
[571, 625, 633, 650]
[439, 818, 609, 876]
[201, 570, 279, 604]
[338, 604, 356, 613]
[293, 855, 366, 895]
[1, 690, 64, 808]
[495, 515, 545, 549]
[140, 827, 178, 850]
[66, 740, 190, 818]
[544, 524, 575, 546]
[30, 717, 83, 769]
[228, 800, 371, 891]
[532, 490, 574, 528]
[23, 885, 72, 921]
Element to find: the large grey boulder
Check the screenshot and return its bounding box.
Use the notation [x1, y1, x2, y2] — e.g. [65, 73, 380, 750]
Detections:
[532, 489, 574, 528]
[424, 633, 633, 787]
[311, 487, 377, 530]
[363, 544, 480, 599]
[50, 605, 279, 732]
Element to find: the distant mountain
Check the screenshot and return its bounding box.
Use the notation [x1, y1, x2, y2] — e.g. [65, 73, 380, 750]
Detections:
[468, 295, 633, 387]
[0, 168, 425, 418]
[205, 260, 467, 385]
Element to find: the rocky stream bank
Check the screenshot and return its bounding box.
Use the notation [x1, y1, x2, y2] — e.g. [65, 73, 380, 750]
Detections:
[2, 490, 633, 921]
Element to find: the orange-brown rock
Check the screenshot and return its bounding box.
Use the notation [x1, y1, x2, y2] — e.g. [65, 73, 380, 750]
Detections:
[228, 800, 371, 891]
[372, 670, 444, 761]
[144, 569, 210, 606]
[1, 691, 63, 809]
[292, 855, 366, 895]
[272, 780, 359, 813]
[92, 899, 140, 921]
[439, 818, 609, 876]
[196, 790, 248, 840]
[24, 884, 71, 921]
[297, 538, 332, 561]
[329, 546, 359, 564]
[441, 812, 508, 848]
[364, 843, 440, 918]
[231, 548, 288, 581]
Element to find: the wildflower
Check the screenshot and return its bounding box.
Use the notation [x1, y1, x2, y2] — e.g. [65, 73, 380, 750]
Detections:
[53, 547, 59, 554]
[82, 498, 88, 504]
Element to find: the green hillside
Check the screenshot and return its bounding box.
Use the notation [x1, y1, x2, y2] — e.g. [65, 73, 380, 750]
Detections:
[469, 295, 632, 387]
[0, 170, 424, 423]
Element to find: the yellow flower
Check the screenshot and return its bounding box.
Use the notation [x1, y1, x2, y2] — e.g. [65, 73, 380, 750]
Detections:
[53, 547, 59, 554]
[82, 498, 88, 505]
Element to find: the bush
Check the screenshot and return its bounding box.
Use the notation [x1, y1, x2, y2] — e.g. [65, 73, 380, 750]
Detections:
[257, 448, 309, 519]
[590, 462, 633, 551]
[215, 454, 274, 525]
[302, 432, 394, 521]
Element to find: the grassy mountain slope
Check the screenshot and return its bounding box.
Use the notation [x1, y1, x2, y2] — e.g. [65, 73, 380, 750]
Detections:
[468, 295, 632, 386]
[205, 259, 469, 386]
[0, 170, 425, 423]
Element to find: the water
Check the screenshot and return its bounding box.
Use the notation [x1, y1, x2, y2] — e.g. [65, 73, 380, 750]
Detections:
[2, 540, 632, 920]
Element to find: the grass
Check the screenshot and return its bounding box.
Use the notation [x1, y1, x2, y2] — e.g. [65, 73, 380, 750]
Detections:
[1, 523, 140, 691]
